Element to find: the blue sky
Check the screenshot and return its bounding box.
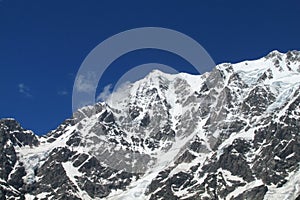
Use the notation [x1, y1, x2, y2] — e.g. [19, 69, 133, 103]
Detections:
[0, 0, 299, 135]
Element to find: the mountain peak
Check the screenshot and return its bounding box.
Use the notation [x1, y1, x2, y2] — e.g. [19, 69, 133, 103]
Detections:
[265, 49, 300, 60]
[0, 118, 22, 130]
[143, 69, 177, 82]
[1, 50, 300, 200]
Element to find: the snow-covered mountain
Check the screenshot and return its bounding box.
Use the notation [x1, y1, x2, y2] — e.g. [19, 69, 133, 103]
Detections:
[1, 50, 300, 200]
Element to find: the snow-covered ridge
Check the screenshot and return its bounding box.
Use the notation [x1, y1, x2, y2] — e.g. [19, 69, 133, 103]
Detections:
[0, 50, 299, 200]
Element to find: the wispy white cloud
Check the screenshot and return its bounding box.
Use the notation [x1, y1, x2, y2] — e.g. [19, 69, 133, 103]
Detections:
[18, 83, 32, 97]
[105, 82, 132, 107]
[58, 90, 68, 96]
[74, 74, 94, 93]
[96, 84, 112, 102]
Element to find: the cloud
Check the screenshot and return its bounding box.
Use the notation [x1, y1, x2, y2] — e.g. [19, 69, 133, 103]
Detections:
[18, 83, 32, 97]
[96, 84, 112, 102]
[105, 82, 132, 107]
[58, 90, 68, 96]
[74, 74, 95, 93]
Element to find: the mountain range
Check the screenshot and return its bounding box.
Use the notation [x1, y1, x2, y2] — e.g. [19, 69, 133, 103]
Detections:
[1, 50, 300, 200]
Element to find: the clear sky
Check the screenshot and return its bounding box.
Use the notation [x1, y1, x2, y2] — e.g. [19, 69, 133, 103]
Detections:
[0, 0, 299, 135]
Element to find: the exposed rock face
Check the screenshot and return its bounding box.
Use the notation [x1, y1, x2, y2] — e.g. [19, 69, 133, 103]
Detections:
[0, 119, 39, 199]
[1, 50, 300, 200]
